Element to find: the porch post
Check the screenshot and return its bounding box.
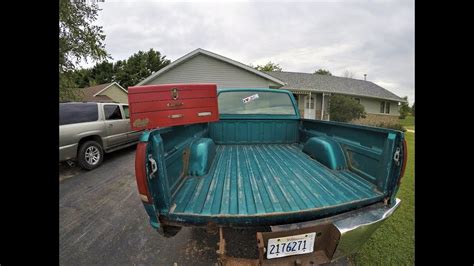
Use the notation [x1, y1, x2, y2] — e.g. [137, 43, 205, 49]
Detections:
[309, 91, 312, 119]
[321, 93, 325, 120]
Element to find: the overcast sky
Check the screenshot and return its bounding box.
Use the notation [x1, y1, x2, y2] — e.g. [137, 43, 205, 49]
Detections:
[90, 0, 414, 104]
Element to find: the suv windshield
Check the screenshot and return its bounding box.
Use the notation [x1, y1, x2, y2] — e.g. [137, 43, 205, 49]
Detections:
[60, 103, 99, 125]
[218, 91, 296, 115]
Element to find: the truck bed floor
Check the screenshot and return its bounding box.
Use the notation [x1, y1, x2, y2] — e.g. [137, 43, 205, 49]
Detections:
[170, 144, 383, 218]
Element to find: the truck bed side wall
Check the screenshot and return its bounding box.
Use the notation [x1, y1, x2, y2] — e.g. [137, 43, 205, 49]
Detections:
[300, 119, 403, 195]
[149, 124, 210, 211]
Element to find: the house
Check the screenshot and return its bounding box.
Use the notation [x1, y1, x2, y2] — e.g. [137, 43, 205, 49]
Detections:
[76, 82, 129, 103]
[137, 48, 406, 124]
[264, 71, 406, 124]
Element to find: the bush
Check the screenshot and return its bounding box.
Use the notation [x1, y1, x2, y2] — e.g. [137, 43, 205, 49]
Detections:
[375, 122, 406, 132]
[399, 102, 411, 119]
[329, 94, 366, 122]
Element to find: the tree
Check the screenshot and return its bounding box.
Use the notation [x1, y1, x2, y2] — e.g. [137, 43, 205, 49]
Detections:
[399, 96, 412, 119]
[342, 70, 355, 79]
[114, 49, 170, 88]
[89, 61, 115, 85]
[329, 94, 366, 122]
[411, 102, 415, 116]
[70, 49, 171, 90]
[254, 62, 282, 72]
[59, 0, 110, 100]
[314, 69, 332, 76]
[71, 68, 92, 88]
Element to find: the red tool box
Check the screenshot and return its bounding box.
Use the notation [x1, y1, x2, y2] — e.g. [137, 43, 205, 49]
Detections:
[128, 83, 219, 130]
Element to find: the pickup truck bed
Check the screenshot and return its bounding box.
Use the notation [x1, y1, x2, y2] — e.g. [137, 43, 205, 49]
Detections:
[132, 87, 406, 263]
[170, 143, 383, 218]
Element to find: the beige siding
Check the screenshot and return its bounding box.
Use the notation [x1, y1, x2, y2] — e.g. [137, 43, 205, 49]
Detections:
[144, 54, 281, 88]
[360, 97, 399, 116]
[99, 84, 128, 103]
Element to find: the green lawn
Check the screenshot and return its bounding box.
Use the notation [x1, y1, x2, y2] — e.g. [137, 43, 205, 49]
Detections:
[353, 131, 415, 265]
[399, 115, 415, 130]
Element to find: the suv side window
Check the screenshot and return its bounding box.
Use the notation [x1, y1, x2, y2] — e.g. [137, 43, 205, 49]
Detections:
[104, 105, 123, 120]
[60, 103, 99, 125]
[122, 105, 130, 119]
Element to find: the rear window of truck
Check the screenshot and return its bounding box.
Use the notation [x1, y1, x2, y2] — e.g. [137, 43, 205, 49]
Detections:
[60, 103, 99, 125]
[218, 91, 296, 115]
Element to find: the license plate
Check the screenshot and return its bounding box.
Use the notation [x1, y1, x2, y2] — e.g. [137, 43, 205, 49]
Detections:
[266, 232, 316, 259]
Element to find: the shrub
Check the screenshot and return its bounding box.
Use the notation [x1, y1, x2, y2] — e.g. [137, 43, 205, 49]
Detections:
[375, 122, 406, 132]
[399, 102, 411, 119]
[329, 94, 366, 122]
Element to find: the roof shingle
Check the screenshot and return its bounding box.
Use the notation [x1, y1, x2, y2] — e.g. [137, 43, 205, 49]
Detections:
[265, 71, 406, 102]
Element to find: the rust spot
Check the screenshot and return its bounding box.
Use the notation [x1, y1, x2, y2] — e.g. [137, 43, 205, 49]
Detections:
[180, 147, 191, 178]
[133, 118, 149, 128]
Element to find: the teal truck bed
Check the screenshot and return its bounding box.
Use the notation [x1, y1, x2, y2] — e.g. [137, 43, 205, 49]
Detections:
[133, 88, 407, 264]
[171, 143, 382, 221]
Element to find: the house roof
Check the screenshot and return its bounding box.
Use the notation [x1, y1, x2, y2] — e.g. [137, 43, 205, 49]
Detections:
[265, 71, 407, 102]
[136, 48, 286, 86]
[78, 82, 127, 102]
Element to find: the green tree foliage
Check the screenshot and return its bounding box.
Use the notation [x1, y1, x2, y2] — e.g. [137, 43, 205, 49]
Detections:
[254, 62, 282, 72]
[399, 96, 412, 119]
[411, 102, 415, 116]
[314, 69, 332, 75]
[59, 0, 110, 100]
[329, 94, 366, 122]
[117, 49, 171, 88]
[89, 61, 114, 85]
[71, 68, 92, 88]
[71, 49, 171, 90]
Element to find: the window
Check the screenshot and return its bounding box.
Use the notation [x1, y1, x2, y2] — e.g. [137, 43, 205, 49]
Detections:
[380, 101, 391, 114]
[218, 91, 296, 115]
[122, 105, 130, 119]
[60, 103, 98, 125]
[104, 105, 123, 120]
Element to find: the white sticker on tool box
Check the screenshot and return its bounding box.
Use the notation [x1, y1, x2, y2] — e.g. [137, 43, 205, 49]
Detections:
[242, 94, 259, 104]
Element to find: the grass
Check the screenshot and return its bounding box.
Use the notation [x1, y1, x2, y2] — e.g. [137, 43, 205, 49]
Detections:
[353, 131, 415, 265]
[399, 115, 415, 131]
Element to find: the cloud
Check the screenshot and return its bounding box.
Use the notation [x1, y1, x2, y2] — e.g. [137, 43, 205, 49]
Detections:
[90, 0, 414, 104]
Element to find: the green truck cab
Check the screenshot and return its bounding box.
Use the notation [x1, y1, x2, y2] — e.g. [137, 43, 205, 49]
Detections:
[134, 88, 406, 264]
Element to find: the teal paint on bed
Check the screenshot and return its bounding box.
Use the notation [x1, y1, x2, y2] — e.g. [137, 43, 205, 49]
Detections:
[188, 138, 216, 176]
[302, 137, 347, 170]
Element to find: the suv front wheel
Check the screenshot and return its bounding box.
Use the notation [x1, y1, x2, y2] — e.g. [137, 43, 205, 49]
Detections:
[77, 140, 104, 170]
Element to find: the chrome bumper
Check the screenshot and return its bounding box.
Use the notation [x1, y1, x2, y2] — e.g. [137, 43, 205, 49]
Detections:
[267, 198, 401, 263]
[331, 198, 401, 260]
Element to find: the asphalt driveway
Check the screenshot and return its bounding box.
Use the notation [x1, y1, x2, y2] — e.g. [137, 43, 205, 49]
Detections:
[59, 145, 351, 265]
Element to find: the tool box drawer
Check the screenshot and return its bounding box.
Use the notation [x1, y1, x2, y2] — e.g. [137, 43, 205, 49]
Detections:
[128, 83, 219, 130]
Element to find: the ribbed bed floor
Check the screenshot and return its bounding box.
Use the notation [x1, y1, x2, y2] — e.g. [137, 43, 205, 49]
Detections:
[170, 144, 382, 216]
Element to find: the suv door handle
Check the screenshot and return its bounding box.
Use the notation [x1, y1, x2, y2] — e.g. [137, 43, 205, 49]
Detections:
[108, 124, 113, 127]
